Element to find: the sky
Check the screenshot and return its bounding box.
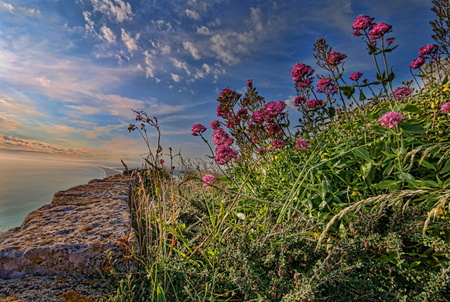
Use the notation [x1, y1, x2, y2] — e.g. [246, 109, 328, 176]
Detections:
[0, 0, 438, 164]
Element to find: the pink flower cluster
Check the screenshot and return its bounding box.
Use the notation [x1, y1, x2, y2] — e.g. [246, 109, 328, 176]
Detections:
[191, 123, 207, 136]
[307, 99, 324, 109]
[386, 37, 395, 46]
[349, 72, 363, 81]
[226, 117, 240, 129]
[251, 110, 264, 125]
[264, 101, 286, 123]
[271, 139, 286, 152]
[352, 15, 375, 36]
[295, 138, 310, 150]
[210, 120, 221, 129]
[393, 87, 412, 100]
[294, 96, 306, 107]
[379, 111, 404, 128]
[237, 108, 248, 118]
[369, 22, 392, 40]
[212, 127, 238, 165]
[217, 103, 231, 119]
[246, 79, 253, 86]
[441, 102, 450, 113]
[326, 51, 347, 67]
[202, 174, 216, 191]
[219, 87, 231, 99]
[411, 44, 439, 69]
[213, 128, 234, 146]
[316, 77, 337, 95]
[291, 63, 315, 87]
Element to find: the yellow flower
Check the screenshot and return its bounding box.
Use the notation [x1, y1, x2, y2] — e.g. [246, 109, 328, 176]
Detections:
[431, 102, 436, 109]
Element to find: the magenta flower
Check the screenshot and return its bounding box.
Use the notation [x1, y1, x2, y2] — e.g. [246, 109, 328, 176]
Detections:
[393, 87, 412, 100]
[349, 72, 363, 81]
[306, 99, 324, 109]
[379, 111, 404, 128]
[292, 62, 315, 87]
[192, 123, 207, 136]
[252, 136, 259, 143]
[369, 22, 393, 40]
[214, 145, 238, 165]
[202, 174, 216, 191]
[264, 101, 286, 123]
[268, 124, 283, 135]
[316, 77, 337, 95]
[294, 96, 306, 107]
[271, 139, 286, 152]
[219, 87, 231, 99]
[441, 102, 450, 113]
[217, 103, 231, 118]
[419, 44, 439, 56]
[237, 108, 248, 118]
[386, 37, 395, 46]
[352, 14, 375, 36]
[160, 159, 164, 165]
[326, 51, 347, 67]
[226, 117, 240, 129]
[210, 119, 221, 129]
[410, 56, 426, 69]
[171, 166, 175, 170]
[213, 128, 234, 146]
[246, 79, 253, 86]
[258, 147, 267, 155]
[295, 138, 310, 150]
[252, 110, 265, 125]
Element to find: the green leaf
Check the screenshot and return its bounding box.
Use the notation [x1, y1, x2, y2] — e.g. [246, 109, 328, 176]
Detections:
[353, 147, 377, 165]
[359, 90, 366, 101]
[375, 180, 400, 189]
[420, 160, 435, 170]
[327, 106, 336, 118]
[441, 159, 450, 174]
[442, 74, 448, 85]
[157, 284, 167, 302]
[398, 121, 423, 135]
[399, 172, 419, 188]
[361, 162, 372, 180]
[403, 104, 420, 113]
[340, 86, 355, 99]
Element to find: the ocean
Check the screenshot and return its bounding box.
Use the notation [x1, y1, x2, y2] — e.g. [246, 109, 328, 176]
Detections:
[0, 153, 128, 231]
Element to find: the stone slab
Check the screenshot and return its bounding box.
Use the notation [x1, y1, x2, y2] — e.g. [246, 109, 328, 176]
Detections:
[0, 174, 138, 278]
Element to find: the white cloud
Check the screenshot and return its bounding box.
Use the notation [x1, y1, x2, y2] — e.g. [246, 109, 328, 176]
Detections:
[153, 20, 173, 32]
[100, 25, 116, 43]
[185, 9, 200, 20]
[171, 73, 180, 82]
[197, 26, 210, 35]
[121, 28, 139, 54]
[169, 57, 190, 75]
[0, 97, 41, 116]
[0, 1, 14, 13]
[83, 11, 96, 36]
[250, 7, 263, 32]
[208, 18, 221, 27]
[65, 104, 103, 115]
[210, 34, 240, 65]
[183, 41, 201, 60]
[0, 112, 21, 130]
[35, 77, 51, 87]
[202, 63, 210, 73]
[91, 0, 133, 23]
[143, 50, 156, 78]
[159, 44, 171, 55]
[135, 63, 143, 71]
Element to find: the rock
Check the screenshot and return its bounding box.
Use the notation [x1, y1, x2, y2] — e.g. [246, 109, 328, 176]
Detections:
[0, 175, 139, 278]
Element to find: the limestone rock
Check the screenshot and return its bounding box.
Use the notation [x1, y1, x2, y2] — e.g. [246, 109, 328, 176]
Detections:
[0, 175, 138, 278]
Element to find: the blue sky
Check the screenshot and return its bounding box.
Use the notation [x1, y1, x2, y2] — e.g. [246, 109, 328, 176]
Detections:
[0, 0, 437, 163]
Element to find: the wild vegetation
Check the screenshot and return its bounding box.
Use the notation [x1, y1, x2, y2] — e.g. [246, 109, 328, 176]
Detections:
[102, 2, 450, 301]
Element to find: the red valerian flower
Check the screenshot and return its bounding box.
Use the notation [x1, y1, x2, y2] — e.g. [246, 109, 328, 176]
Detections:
[210, 119, 221, 129]
[379, 111, 404, 128]
[295, 138, 310, 150]
[410, 56, 425, 69]
[191, 123, 207, 136]
[352, 14, 375, 36]
[246, 79, 253, 86]
[369, 22, 393, 40]
[292, 63, 315, 87]
[306, 99, 324, 109]
[419, 44, 439, 56]
[326, 51, 347, 67]
[393, 87, 412, 100]
[294, 96, 306, 107]
[386, 37, 395, 46]
[349, 72, 363, 81]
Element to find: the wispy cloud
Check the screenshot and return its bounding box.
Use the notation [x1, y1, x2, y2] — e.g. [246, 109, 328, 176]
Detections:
[185, 9, 200, 20]
[121, 29, 140, 54]
[100, 25, 116, 43]
[91, 0, 133, 23]
[183, 41, 201, 60]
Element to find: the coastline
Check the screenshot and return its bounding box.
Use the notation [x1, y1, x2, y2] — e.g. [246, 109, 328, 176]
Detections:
[99, 166, 122, 178]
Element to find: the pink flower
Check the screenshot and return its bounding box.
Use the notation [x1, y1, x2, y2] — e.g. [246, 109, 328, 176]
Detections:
[352, 14, 375, 36]
[210, 119, 221, 129]
[419, 44, 439, 56]
[213, 128, 234, 146]
[237, 108, 248, 118]
[258, 147, 267, 155]
[379, 111, 404, 128]
[217, 103, 231, 118]
[294, 96, 306, 107]
[393, 87, 412, 99]
[386, 37, 395, 46]
[271, 139, 286, 152]
[246, 79, 253, 86]
[252, 110, 265, 125]
[252, 136, 259, 143]
[306, 99, 324, 109]
[226, 117, 240, 129]
[214, 145, 238, 165]
[369, 22, 393, 40]
[326, 51, 347, 67]
[264, 101, 286, 123]
[295, 138, 310, 150]
[441, 102, 450, 113]
[191, 123, 207, 136]
[160, 159, 164, 165]
[268, 124, 283, 135]
[202, 174, 216, 191]
[349, 72, 363, 81]
[410, 56, 426, 69]
[316, 77, 337, 95]
[171, 166, 175, 170]
[219, 87, 231, 99]
[292, 63, 315, 87]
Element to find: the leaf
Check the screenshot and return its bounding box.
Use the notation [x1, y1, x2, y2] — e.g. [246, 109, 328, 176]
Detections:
[398, 121, 423, 135]
[399, 172, 419, 188]
[420, 160, 435, 171]
[359, 90, 366, 101]
[375, 180, 400, 189]
[361, 162, 372, 180]
[340, 86, 355, 99]
[403, 104, 420, 113]
[157, 284, 166, 302]
[353, 147, 377, 165]
[327, 106, 336, 118]
[440, 159, 450, 174]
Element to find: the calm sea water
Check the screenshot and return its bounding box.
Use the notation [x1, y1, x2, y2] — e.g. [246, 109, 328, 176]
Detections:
[0, 154, 126, 230]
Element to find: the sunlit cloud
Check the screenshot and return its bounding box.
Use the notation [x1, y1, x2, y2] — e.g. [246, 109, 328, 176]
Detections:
[0, 113, 21, 131]
[183, 41, 201, 60]
[100, 25, 116, 43]
[91, 0, 133, 23]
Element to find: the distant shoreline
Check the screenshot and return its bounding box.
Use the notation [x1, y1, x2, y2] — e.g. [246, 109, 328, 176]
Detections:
[99, 167, 122, 178]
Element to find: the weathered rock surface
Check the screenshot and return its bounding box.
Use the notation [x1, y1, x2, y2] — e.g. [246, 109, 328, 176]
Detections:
[0, 174, 138, 279]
